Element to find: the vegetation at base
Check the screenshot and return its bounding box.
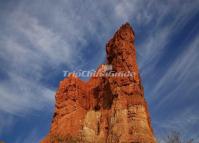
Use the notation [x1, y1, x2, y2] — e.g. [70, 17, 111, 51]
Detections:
[160, 131, 195, 143]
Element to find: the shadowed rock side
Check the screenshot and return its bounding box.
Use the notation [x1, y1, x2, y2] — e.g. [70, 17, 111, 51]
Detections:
[41, 23, 157, 143]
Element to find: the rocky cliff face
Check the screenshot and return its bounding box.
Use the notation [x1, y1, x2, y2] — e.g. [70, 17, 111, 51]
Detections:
[41, 23, 156, 143]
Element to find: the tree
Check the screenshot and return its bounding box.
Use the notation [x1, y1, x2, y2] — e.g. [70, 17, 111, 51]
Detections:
[164, 131, 194, 143]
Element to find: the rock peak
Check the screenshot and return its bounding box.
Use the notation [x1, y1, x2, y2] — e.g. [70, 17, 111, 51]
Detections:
[106, 22, 139, 83]
[41, 23, 156, 143]
[118, 22, 135, 36]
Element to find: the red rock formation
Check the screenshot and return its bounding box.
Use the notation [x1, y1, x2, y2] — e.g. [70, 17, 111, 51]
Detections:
[41, 23, 156, 143]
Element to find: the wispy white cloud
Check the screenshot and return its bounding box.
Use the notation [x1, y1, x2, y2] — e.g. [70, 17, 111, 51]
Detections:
[0, 0, 199, 142]
[154, 106, 199, 142]
[151, 34, 199, 106]
[149, 21, 199, 142]
[0, 1, 91, 115]
[136, 0, 199, 74]
[0, 73, 54, 115]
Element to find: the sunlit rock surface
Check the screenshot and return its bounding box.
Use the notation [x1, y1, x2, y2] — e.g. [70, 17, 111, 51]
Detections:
[41, 23, 156, 143]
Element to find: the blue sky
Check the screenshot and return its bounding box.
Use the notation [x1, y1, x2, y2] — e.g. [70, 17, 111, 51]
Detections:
[0, 0, 199, 142]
